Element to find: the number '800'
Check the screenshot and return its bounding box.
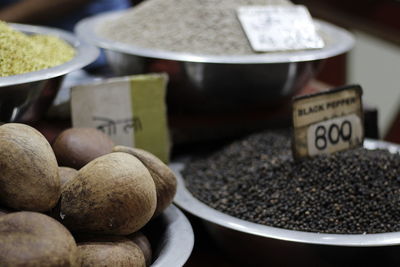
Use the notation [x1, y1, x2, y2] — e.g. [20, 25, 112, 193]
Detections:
[315, 120, 352, 150]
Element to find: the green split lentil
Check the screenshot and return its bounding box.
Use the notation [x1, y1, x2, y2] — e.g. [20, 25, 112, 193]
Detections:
[0, 21, 75, 77]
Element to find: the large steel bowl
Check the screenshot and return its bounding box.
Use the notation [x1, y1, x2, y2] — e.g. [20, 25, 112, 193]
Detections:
[172, 139, 400, 266]
[75, 11, 354, 114]
[145, 205, 194, 267]
[0, 23, 99, 123]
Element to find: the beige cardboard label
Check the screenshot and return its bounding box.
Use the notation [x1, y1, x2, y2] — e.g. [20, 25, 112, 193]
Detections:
[292, 85, 363, 159]
[71, 73, 170, 163]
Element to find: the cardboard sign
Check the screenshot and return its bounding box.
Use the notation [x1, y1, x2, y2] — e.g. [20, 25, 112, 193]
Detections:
[292, 85, 364, 159]
[237, 5, 324, 52]
[71, 73, 170, 163]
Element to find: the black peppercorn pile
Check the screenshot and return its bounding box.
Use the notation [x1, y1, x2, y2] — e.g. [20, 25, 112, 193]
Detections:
[182, 131, 400, 234]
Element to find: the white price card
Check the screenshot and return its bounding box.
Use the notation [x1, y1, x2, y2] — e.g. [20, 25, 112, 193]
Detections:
[292, 85, 364, 159]
[237, 5, 324, 52]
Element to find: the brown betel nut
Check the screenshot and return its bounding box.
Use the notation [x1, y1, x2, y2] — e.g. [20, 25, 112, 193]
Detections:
[113, 145, 177, 217]
[77, 235, 145, 267]
[60, 152, 157, 235]
[52, 127, 114, 169]
[0, 123, 60, 212]
[0, 211, 79, 266]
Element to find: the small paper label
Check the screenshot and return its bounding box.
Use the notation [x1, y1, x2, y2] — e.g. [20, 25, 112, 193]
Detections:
[292, 85, 364, 159]
[71, 73, 170, 163]
[307, 114, 363, 156]
[237, 5, 324, 52]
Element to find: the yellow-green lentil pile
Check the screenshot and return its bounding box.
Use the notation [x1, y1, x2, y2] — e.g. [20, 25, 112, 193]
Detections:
[0, 21, 75, 77]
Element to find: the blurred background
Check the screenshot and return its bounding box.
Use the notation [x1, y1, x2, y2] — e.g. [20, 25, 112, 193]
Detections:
[293, 0, 400, 143]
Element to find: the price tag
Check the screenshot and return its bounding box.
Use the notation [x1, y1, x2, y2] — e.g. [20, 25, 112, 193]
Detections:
[71, 73, 170, 163]
[237, 5, 324, 52]
[292, 85, 364, 159]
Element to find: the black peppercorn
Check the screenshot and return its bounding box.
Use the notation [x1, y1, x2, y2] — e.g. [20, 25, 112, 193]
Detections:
[183, 131, 400, 234]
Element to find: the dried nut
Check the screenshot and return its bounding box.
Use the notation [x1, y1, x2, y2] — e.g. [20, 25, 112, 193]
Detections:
[113, 146, 177, 217]
[78, 236, 145, 267]
[0, 123, 60, 212]
[59, 166, 79, 187]
[60, 152, 156, 235]
[52, 128, 114, 169]
[128, 231, 152, 267]
[0, 207, 10, 217]
[0, 212, 79, 266]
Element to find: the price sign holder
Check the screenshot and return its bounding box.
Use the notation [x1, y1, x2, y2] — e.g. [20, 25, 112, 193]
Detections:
[292, 85, 364, 160]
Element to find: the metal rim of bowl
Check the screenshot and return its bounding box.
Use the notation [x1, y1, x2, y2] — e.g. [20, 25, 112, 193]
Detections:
[172, 139, 400, 247]
[151, 204, 195, 267]
[0, 23, 100, 87]
[75, 10, 355, 64]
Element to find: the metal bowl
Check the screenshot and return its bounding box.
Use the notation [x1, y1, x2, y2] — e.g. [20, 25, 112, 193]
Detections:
[145, 205, 194, 267]
[172, 139, 400, 266]
[75, 11, 354, 113]
[0, 23, 99, 122]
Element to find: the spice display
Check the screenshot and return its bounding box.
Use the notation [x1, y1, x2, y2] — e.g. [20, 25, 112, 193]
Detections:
[183, 131, 400, 234]
[98, 0, 292, 56]
[0, 21, 75, 77]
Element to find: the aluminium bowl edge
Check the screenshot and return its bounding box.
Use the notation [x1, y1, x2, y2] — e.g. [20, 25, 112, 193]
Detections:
[172, 139, 400, 247]
[150, 205, 194, 267]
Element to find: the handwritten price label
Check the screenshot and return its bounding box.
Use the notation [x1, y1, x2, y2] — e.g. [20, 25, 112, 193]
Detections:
[307, 114, 363, 156]
[237, 5, 324, 52]
[292, 85, 364, 159]
[71, 73, 170, 163]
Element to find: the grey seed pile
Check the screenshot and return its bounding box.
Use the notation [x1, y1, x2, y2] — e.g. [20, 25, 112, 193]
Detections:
[183, 131, 400, 234]
[98, 0, 293, 56]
